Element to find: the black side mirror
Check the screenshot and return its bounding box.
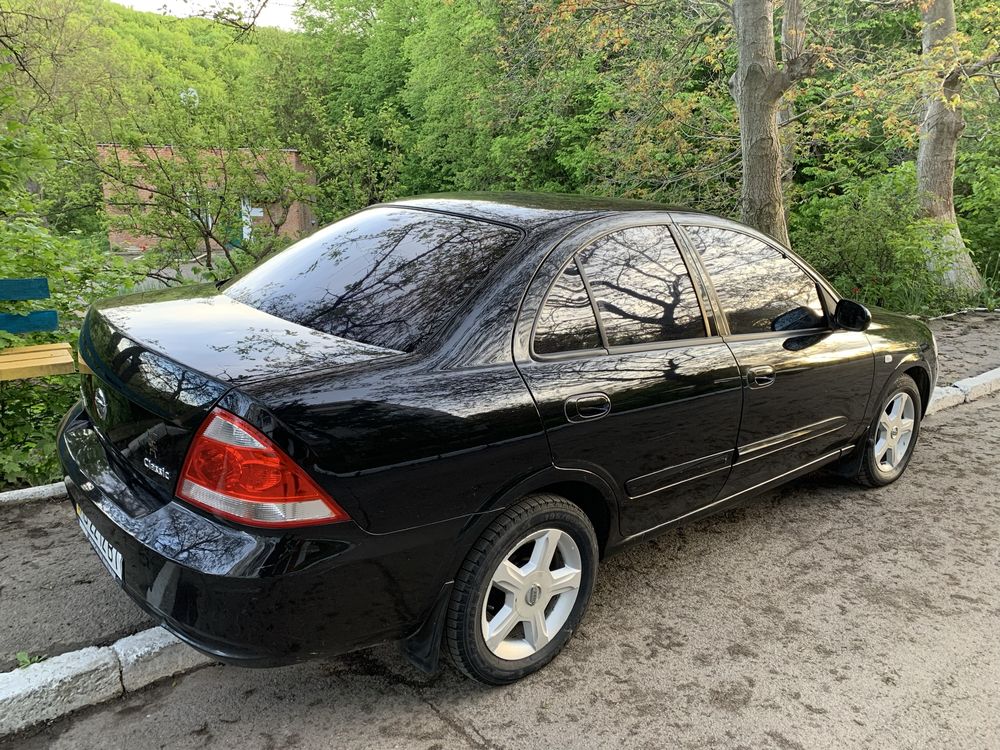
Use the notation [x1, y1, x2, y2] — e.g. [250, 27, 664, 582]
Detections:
[833, 299, 872, 332]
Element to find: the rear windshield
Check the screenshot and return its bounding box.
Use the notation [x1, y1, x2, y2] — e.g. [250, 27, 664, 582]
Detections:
[224, 207, 521, 352]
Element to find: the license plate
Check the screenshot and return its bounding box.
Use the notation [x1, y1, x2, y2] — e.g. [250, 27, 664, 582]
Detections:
[76, 505, 123, 582]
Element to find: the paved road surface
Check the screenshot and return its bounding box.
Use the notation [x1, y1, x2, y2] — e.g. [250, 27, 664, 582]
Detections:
[6, 395, 999, 749]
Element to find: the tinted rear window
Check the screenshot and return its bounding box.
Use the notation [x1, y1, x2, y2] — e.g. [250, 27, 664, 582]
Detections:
[224, 207, 520, 352]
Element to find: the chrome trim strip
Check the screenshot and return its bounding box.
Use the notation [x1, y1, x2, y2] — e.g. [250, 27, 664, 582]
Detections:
[621, 448, 845, 544]
[736, 416, 847, 464]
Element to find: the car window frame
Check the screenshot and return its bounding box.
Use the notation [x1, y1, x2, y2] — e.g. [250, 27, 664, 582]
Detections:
[674, 220, 838, 341]
[528, 217, 718, 361]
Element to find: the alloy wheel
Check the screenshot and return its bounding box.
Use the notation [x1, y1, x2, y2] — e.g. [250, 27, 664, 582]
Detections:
[874, 391, 916, 472]
[481, 528, 583, 661]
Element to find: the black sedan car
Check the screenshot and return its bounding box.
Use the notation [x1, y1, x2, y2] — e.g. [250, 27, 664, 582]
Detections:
[58, 193, 937, 684]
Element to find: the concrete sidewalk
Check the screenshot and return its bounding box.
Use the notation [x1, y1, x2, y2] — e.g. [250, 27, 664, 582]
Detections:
[928, 310, 1000, 385]
[0, 502, 153, 672]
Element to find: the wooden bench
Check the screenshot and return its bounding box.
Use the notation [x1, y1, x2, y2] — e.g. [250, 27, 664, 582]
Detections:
[0, 278, 76, 382]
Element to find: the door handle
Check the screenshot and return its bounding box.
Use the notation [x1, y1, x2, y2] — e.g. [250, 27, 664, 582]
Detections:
[747, 366, 776, 389]
[564, 392, 611, 422]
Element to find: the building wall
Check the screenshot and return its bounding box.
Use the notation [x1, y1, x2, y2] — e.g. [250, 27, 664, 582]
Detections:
[98, 145, 318, 255]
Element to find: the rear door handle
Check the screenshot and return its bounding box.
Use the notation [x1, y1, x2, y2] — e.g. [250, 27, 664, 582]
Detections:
[564, 392, 611, 422]
[747, 366, 776, 389]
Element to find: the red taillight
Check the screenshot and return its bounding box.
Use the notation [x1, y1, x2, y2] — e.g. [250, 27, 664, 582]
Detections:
[177, 407, 348, 528]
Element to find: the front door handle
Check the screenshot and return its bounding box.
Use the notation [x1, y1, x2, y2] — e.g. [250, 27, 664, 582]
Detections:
[565, 392, 611, 422]
[747, 366, 776, 389]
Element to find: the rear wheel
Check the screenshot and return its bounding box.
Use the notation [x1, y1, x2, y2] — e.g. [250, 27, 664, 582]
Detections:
[445, 494, 598, 684]
[855, 374, 922, 487]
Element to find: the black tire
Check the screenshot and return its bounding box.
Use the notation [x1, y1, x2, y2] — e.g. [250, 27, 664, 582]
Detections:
[445, 493, 598, 685]
[855, 374, 922, 488]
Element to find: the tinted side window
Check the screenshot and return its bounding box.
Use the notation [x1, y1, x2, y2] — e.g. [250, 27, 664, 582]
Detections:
[577, 226, 705, 346]
[534, 260, 601, 355]
[224, 207, 520, 352]
[685, 226, 826, 335]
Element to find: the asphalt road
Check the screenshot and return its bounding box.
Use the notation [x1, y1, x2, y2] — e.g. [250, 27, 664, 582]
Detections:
[6, 394, 1000, 750]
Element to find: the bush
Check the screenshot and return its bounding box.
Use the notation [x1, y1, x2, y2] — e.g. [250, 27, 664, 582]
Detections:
[790, 165, 965, 314]
[0, 74, 142, 489]
[957, 136, 1000, 307]
[0, 231, 141, 489]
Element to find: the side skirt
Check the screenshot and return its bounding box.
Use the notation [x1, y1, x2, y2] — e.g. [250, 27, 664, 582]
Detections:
[611, 446, 852, 554]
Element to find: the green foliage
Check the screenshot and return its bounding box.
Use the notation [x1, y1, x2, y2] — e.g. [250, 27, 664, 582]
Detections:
[16, 651, 47, 668]
[3, 0, 1000, 491]
[792, 165, 965, 314]
[957, 127, 1000, 304]
[0, 69, 139, 488]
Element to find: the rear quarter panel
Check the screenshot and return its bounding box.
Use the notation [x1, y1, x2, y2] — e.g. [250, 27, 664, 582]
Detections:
[235, 358, 550, 535]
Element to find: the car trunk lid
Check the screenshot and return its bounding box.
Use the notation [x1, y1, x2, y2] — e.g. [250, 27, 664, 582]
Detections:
[78, 284, 400, 512]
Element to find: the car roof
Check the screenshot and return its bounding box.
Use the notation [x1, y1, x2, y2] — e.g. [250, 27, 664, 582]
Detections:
[386, 191, 717, 232]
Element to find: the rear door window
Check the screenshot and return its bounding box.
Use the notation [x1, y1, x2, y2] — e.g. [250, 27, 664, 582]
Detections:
[224, 207, 520, 352]
[576, 226, 706, 347]
[533, 259, 602, 355]
[684, 226, 826, 335]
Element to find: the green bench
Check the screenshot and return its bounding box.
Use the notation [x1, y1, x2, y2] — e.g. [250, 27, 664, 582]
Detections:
[0, 278, 76, 381]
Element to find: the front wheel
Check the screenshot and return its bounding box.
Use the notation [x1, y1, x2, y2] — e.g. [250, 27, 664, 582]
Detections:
[445, 494, 598, 684]
[855, 374, 922, 487]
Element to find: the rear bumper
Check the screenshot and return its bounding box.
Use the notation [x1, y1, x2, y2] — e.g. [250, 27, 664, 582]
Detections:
[57, 402, 465, 666]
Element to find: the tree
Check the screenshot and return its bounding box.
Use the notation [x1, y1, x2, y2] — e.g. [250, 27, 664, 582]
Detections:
[77, 79, 315, 283]
[778, 0, 806, 190]
[727, 0, 817, 246]
[915, 0, 997, 293]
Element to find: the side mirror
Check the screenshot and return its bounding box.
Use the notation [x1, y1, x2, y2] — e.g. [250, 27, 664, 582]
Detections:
[833, 299, 872, 332]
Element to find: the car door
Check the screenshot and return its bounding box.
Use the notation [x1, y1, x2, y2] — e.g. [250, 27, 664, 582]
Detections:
[514, 217, 743, 537]
[677, 222, 875, 498]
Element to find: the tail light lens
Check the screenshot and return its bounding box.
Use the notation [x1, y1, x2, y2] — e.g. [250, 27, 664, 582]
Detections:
[177, 407, 348, 528]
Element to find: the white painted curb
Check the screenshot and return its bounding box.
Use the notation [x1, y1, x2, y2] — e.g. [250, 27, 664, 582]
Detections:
[0, 481, 67, 506]
[112, 628, 214, 694]
[927, 366, 1000, 414]
[0, 647, 119, 737]
[0, 628, 214, 738]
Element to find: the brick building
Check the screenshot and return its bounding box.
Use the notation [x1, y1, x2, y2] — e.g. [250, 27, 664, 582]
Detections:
[97, 145, 317, 255]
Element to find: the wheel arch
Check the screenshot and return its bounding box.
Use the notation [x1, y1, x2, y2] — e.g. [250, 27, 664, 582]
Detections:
[903, 363, 932, 416]
[473, 466, 621, 559]
[531, 479, 613, 557]
[401, 466, 619, 674]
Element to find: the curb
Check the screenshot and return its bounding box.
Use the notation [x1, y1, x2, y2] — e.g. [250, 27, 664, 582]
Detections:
[927, 307, 993, 320]
[0, 481, 67, 506]
[0, 628, 214, 737]
[926, 365, 1000, 414]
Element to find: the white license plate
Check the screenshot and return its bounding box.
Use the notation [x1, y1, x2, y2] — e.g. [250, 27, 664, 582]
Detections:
[76, 505, 123, 582]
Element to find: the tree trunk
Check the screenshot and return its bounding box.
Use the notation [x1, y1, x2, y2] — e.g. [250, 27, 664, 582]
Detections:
[729, 0, 794, 246]
[916, 0, 984, 292]
[778, 0, 806, 189]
